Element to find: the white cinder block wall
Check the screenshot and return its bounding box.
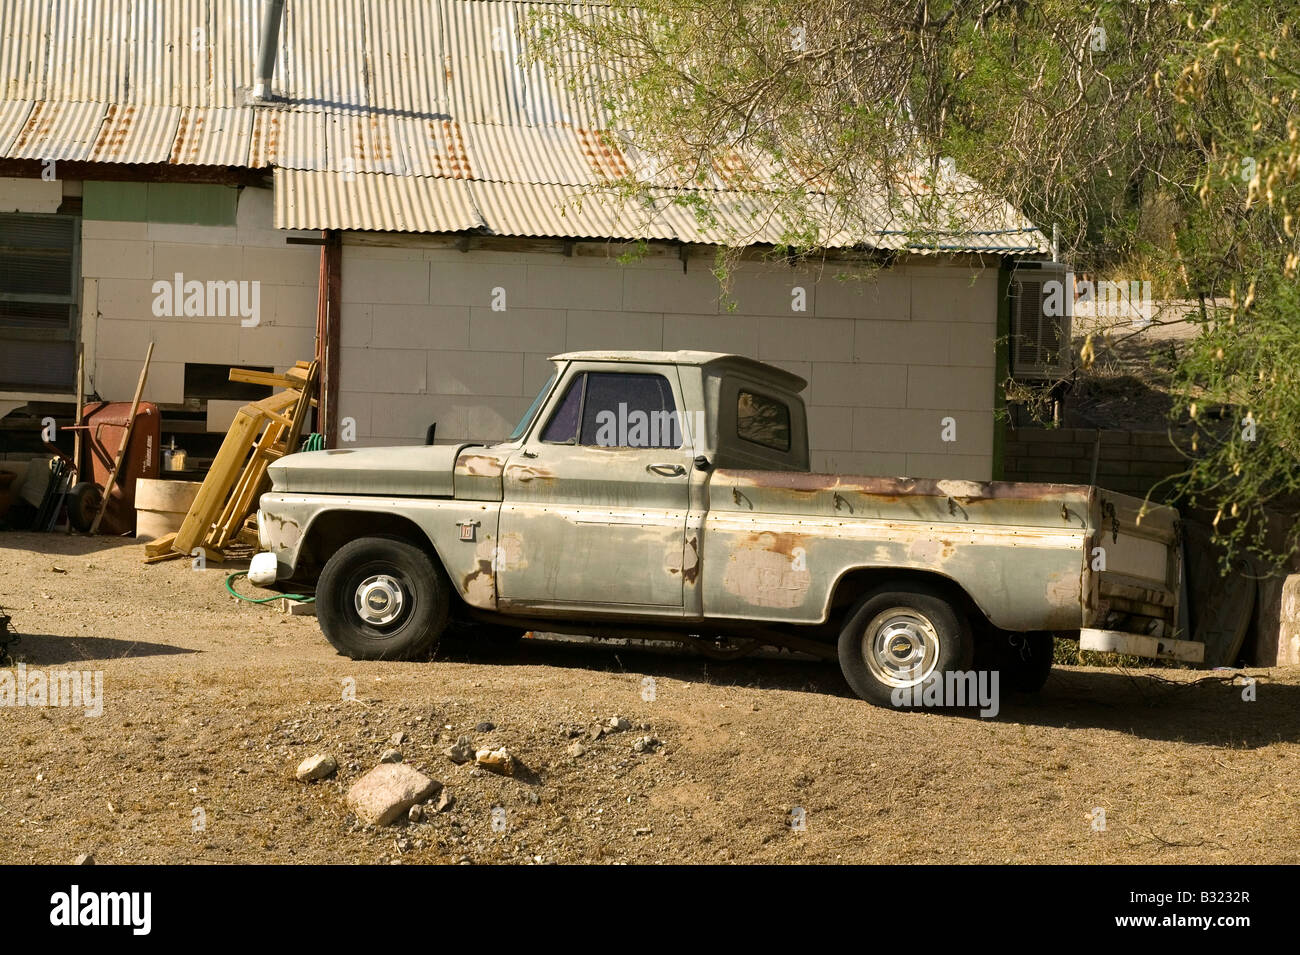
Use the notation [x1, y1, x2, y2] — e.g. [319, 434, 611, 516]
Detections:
[80, 188, 319, 406]
[340, 242, 998, 480]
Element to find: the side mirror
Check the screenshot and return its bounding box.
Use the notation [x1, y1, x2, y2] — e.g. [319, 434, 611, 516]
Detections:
[693, 455, 711, 472]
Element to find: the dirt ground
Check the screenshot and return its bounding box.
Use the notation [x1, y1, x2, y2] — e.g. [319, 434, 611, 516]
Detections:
[1, 531, 1296, 865]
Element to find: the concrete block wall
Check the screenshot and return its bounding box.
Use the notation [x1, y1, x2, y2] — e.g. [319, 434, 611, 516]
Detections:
[80, 187, 319, 408]
[1002, 428, 1186, 497]
[0, 176, 62, 214]
[340, 243, 999, 480]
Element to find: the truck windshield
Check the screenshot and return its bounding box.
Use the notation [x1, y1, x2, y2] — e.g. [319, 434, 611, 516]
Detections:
[507, 372, 556, 442]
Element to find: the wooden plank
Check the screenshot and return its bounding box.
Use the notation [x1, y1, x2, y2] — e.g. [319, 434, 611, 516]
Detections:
[228, 369, 305, 389]
[283, 360, 319, 454]
[260, 409, 294, 430]
[174, 409, 263, 554]
[90, 342, 153, 534]
[249, 391, 301, 415]
[144, 550, 186, 565]
[211, 420, 285, 547]
[144, 532, 178, 557]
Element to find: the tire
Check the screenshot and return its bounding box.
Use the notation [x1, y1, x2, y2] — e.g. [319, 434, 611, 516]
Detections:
[837, 583, 974, 709]
[316, 537, 449, 660]
[67, 482, 101, 532]
[996, 630, 1054, 693]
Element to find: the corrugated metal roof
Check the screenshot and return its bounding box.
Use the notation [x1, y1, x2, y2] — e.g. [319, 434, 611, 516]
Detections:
[0, 0, 1048, 252]
[275, 166, 482, 232]
[0, 98, 32, 154]
[468, 179, 677, 240]
[8, 99, 105, 160]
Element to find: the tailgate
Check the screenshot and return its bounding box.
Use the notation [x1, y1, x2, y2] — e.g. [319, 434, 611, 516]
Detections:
[1084, 488, 1182, 638]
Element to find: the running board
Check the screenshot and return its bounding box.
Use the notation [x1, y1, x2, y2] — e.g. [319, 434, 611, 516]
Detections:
[1079, 628, 1205, 663]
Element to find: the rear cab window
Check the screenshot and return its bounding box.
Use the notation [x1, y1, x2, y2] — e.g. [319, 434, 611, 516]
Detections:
[737, 389, 791, 451]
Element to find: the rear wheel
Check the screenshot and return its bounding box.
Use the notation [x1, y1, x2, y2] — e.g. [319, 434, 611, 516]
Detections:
[837, 584, 973, 709]
[317, 537, 449, 660]
[996, 630, 1054, 693]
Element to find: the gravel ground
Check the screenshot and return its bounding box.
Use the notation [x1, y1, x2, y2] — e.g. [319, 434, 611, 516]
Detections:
[1, 531, 1296, 865]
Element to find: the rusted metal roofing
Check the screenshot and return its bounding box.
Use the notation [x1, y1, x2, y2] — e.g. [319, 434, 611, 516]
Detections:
[0, 0, 1048, 252]
[275, 167, 482, 232]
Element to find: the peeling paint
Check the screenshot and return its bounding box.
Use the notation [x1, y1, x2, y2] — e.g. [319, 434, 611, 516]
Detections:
[721, 532, 812, 609]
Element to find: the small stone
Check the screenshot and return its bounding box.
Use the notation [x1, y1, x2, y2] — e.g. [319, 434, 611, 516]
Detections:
[607, 716, 632, 732]
[408, 804, 424, 823]
[475, 746, 515, 775]
[435, 790, 455, 813]
[475, 721, 495, 733]
[445, 735, 474, 764]
[74, 853, 94, 865]
[566, 741, 586, 758]
[296, 754, 338, 782]
[588, 725, 605, 740]
[380, 749, 403, 764]
[346, 764, 441, 826]
[632, 736, 660, 753]
[389, 732, 407, 746]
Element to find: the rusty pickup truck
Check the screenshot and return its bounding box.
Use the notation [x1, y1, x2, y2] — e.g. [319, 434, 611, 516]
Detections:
[249, 350, 1200, 708]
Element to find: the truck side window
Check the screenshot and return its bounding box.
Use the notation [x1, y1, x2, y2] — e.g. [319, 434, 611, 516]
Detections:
[541, 373, 585, 443]
[737, 389, 791, 451]
[580, 373, 681, 448]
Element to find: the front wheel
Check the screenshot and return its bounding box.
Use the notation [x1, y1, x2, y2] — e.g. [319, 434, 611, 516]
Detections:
[316, 537, 449, 660]
[837, 584, 973, 709]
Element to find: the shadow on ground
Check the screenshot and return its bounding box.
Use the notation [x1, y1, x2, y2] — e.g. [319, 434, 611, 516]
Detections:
[7, 633, 198, 665]
[437, 636, 1300, 749]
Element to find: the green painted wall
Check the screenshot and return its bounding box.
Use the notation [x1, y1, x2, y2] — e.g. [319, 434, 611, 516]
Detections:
[83, 181, 238, 226]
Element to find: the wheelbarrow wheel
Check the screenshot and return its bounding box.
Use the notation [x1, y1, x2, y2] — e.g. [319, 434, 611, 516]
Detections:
[66, 482, 102, 532]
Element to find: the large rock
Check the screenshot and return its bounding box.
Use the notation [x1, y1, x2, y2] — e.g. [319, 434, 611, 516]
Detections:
[346, 764, 440, 826]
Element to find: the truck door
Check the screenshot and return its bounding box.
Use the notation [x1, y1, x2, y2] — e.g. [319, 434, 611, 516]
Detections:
[497, 366, 692, 612]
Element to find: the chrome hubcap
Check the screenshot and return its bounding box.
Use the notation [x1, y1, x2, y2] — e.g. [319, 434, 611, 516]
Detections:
[354, 574, 405, 626]
[863, 607, 940, 688]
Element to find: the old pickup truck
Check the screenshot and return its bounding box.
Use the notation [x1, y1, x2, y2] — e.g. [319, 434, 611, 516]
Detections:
[249, 350, 1201, 709]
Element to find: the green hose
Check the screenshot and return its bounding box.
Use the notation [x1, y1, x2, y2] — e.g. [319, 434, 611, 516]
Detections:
[225, 571, 314, 605]
[224, 433, 324, 605]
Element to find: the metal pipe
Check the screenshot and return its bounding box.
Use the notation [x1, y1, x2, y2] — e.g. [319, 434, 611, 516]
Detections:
[252, 0, 286, 101]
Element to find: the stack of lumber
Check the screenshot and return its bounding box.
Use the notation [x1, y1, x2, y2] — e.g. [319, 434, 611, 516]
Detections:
[145, 360, 318, 563]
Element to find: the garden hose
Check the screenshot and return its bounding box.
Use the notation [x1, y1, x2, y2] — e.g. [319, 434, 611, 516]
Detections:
[225, 571, 314, 605]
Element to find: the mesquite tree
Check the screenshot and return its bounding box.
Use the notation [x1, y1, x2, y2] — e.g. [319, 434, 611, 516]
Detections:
[530, 0, 1300, 567]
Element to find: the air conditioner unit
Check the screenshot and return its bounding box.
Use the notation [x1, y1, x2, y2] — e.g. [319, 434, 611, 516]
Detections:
[1008, 262, 1072, 380]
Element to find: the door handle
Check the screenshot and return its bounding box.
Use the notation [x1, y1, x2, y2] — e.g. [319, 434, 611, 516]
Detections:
[647, 463, 687, 477]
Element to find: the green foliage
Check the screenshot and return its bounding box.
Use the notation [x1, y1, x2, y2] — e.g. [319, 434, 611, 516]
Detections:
[528, 0, 1300, 566]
